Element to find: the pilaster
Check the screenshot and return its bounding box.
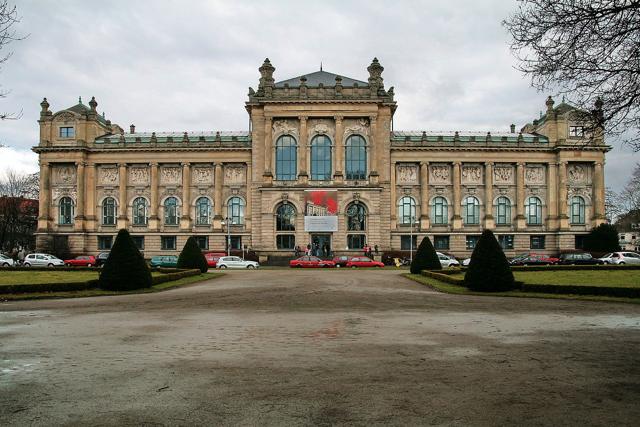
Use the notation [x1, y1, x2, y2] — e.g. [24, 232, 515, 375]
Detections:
[263, 115, 273, 185]
[74, 161, 85, 232]
[547, 162, 559, 230]
[420, 162, 430, 229]
[148, 162, 159, 231]
[37, 161, 50, 232]
[85, 162, 97, 231]
[245, 162, 252, 230]
[558, 161, 569, 230]
[592, 161, 605, 225]
[214, 162, 223, 229]
[452, 161, 462, 230]
[484, 161, 494, 229]
[390, 161, 397, 229]
[298, 116, 308, 184]
[117, 163, 128, 228]
[334, 115, 344, 183]
[369, 115, 379, 184]
[516, 162, 526, 230]
[180, 162, 192, 230]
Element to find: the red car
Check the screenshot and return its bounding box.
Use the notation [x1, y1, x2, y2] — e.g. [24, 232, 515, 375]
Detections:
[289, 256, 336, 268]
[346, 256, 385, 268]
[64, 255, 96, 267]
[204, 252, 226, 267]
[510, 253, 560, 266]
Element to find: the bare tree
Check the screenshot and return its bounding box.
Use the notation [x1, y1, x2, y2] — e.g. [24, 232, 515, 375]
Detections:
[0, 169, 38, 252]
[0, 1, 23, 120]
[504, 1, 640, 149]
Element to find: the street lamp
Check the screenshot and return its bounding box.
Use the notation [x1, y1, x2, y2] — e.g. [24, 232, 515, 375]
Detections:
[409, 215, 416, 263]
[221, 216, 233, 256]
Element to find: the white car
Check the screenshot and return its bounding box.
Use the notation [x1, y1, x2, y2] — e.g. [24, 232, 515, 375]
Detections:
[23, 253, 65, 267]
[462, 257, 471, 267]
[437, 252, 460, 268]
[216, 256, 259, 269]
[598, 252, 640, 265]
[0, 254, 15, 267]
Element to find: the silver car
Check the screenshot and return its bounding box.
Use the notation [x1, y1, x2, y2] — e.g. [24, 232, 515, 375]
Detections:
[0, 254, 15, 267]
[437, 252, 460, 268]
[23, 253, 65, 267]
[216, 256, 259, 269]
[598, 252, 640, 265]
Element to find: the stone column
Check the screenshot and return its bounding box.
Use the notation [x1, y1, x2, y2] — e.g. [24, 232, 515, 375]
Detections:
[420, 162, 430, 229]
[516, 162, 526, 230]
[74, 161, 85, 231]
[452, 161, 462, 229]
[263, 116, 273, 184]
[85, 162, 97, 231]
[334, 115, 344, 183]
[547, 162, 558, 230]
[484, 161, 495, 229]
[245, 162, 252, 230]
[369, 115, 379, 184]
[390, 161, 397, 229]
[213, 162, 223, 229]
[117, 163, 128, 228]
[298, 116, 308, 184]
[148, 162, 159, 230]
[558, 161, 569, 230]
[593, 161, 605, 225]
[37, 161, 50, 231]
[180, 162, 191, 230]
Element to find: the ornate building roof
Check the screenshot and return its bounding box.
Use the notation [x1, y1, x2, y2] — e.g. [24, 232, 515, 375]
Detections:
[275, 70, 368, 88]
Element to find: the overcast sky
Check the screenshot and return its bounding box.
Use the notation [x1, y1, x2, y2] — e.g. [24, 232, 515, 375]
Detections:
[0, 0, 636, 190]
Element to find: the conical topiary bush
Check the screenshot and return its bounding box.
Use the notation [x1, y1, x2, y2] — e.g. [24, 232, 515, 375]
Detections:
[99, 229, 152, 291]
[177, 236, 208, 273]
[410, 236, 442, 273]
[464, 229, 514, 292]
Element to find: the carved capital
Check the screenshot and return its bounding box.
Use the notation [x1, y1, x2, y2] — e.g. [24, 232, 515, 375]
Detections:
[150, 162, 159, 167]
[181, 162, 191, 168]
[334, 115, 343, 123]
[298, 115, 307, 123]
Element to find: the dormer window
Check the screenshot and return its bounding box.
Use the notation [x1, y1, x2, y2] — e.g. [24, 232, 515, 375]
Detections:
[569, 126, 584, 137]
[59, 127, 75, 138]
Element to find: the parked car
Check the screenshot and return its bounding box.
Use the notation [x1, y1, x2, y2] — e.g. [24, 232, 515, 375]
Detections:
[23, 253, 64, 267]
[332, 255, 351, 268]
[217, 256, 260, 269]
[462, 258, 471, 267]
[0, 254, 15, 267]
[599, 252, 640, 265]
[346, 257, 384, 268]
[557, 252, 603, 265]
[437, 252, 460, 268]
[64, 255, 97, 267]
[510, 253, 559, 266]
[150, 255, 178, 268]
[95, 252, 110, 267]
[290, 256, 335, 268]
[204, 252, 226, 268]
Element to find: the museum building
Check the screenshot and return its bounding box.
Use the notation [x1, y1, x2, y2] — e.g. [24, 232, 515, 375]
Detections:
[33, 58, 609, 259]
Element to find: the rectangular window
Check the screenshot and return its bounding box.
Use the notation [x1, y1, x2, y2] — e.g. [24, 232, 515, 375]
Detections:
[575, 235, 587, 249]
[498, 234, 514, 250]
[132, 236, 145, 250]
[530, 235, 546, 249]
[400, 235, 417, 250]
[97, 236, 113, 250]
[230, 236, 242, 250]
[59, 127, 75, 138]
[569, 126, 584, 137]
[466, 235, 480, 250]
[161, 236, 177, 251]
[276, 234, 295, 250]
[347, 234, 366, 250]
[195, 236, 209, 250]
[434, 235, 450, 250]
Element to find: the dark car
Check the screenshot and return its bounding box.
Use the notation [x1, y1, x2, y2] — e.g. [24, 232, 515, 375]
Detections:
[150, 255, 178, 268]
[95, 252, 110, 267]
[332, 255, 351, 268]
[558, 252, 603, 265]
[510, 254, 560, 266]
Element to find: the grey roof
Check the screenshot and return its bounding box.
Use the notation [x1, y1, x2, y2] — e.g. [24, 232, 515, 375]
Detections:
[392, 130, 548, 144]
[65, 101, 108, 125]
[275, 70, 368, 88]
[96, 131, 251, 144]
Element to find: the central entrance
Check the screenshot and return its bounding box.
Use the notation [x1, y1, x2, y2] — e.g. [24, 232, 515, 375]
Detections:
[310, 233, 332, 258]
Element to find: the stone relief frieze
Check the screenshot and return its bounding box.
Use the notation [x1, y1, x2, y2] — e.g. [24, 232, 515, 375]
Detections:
[568, 186, 592, 199]
[98, 167, 118, 185]
[568, 164, 587, 183]
[430, 164, 451, 184]
[493, 166, 514, 184]
[129, 167, 149, 185]
[525, 166, 545, 185]
[52, 187, 77, 201]
[160, 167, 181, 185]
[308, 119, 335, 138]
[461, 165, 482, 183]
[224, 165, 246, 185]
[54, 112, 75, 122]
[272, 119, 298, 137]
[396, 164, 418, 184]
[52, 164, 76, 184]
[192, 167, 213, 185]
[344, 118, 370, 136]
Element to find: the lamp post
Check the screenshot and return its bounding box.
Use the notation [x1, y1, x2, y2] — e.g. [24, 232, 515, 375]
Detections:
[409, 215, 416, 263]
[222, 216, 232, 256]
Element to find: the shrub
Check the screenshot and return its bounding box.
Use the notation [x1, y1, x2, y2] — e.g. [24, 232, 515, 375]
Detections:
[584, 223, 621, 253]
[464, 229, 514, 291]
[177, 236, 209, 273]
[99, 229, 152, 291]
[410, 236, 441, 273]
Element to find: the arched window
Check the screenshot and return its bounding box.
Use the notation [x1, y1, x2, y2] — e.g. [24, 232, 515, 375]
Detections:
[59, 197, 74, 225]
[495, 196, 511, 225]
[164, 197, 179, 225]
[275, 135, 297, 180]
[463, 196, 480, 225]
[132, 197, 148, 225]
[345, 135, 367, 180]
[525, 196, 543, 225]
[228, 197, 245, 225]
[310, 135, 332, 180]
[570, 196, 586, 224]
[102, 197, 116, 225]
[276, 203, 296, 231]
[346, 202, 367, 231]
[431, 197, 448, 225]
[397, 196, 417, 225]
[195, 197, 212, 225]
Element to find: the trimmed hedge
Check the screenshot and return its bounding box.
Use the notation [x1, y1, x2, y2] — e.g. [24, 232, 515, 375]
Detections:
[509, 264, 640, 272]
[177, 236, 208, 273]
[521, 283, 640, 298]
[100, 229, 153, 291]
[411, 236, 441, 273]
[421, 270, 464, 285]
[465, 230, 515, 292]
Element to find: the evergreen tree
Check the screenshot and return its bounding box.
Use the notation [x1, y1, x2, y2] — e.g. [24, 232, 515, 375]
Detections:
[177, 236, 208, 273]
[99, 229, 152, 291]
[464, 229, 514, 292]
[410, 236, 442, 273]
[584, 223, 621, 252]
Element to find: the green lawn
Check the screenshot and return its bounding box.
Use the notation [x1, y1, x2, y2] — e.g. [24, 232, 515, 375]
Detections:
[448, 270, 640, 288]
[0, 271, 164, 286]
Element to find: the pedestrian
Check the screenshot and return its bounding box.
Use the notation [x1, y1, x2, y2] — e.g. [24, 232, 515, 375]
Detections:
[374, 244, 379, 255]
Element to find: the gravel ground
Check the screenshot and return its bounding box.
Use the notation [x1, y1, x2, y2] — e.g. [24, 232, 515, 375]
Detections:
[1, 269, 640, 426]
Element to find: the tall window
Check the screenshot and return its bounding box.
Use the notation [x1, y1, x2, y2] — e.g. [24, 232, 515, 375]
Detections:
[525, 196, 543, 225]
[276, 203, 296, 231]
[495, 197, 511, 225]
[431, 197, 448, 225]
[346, 202, 366, 231]
[195, 197, 212, 225]
[164, 197, 179, 225]
[345, 135, 367, 180]
[570, 196, 586, 224]
[228, 197, 245, 225]
[463, 196, 480, 225]
[275, 135, 297, 180]
[58, 197, 74, 225]
[310, 135, 332, 180]
[132, 197, 148, 225]
[398, 196, 417, 225]
[102, 197, 116, 225]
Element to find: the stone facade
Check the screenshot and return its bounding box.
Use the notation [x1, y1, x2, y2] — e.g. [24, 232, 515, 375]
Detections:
[33, 59, 609, 259]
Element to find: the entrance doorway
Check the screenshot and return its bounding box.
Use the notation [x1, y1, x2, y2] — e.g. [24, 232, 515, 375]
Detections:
[310, 234, 332, 258]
